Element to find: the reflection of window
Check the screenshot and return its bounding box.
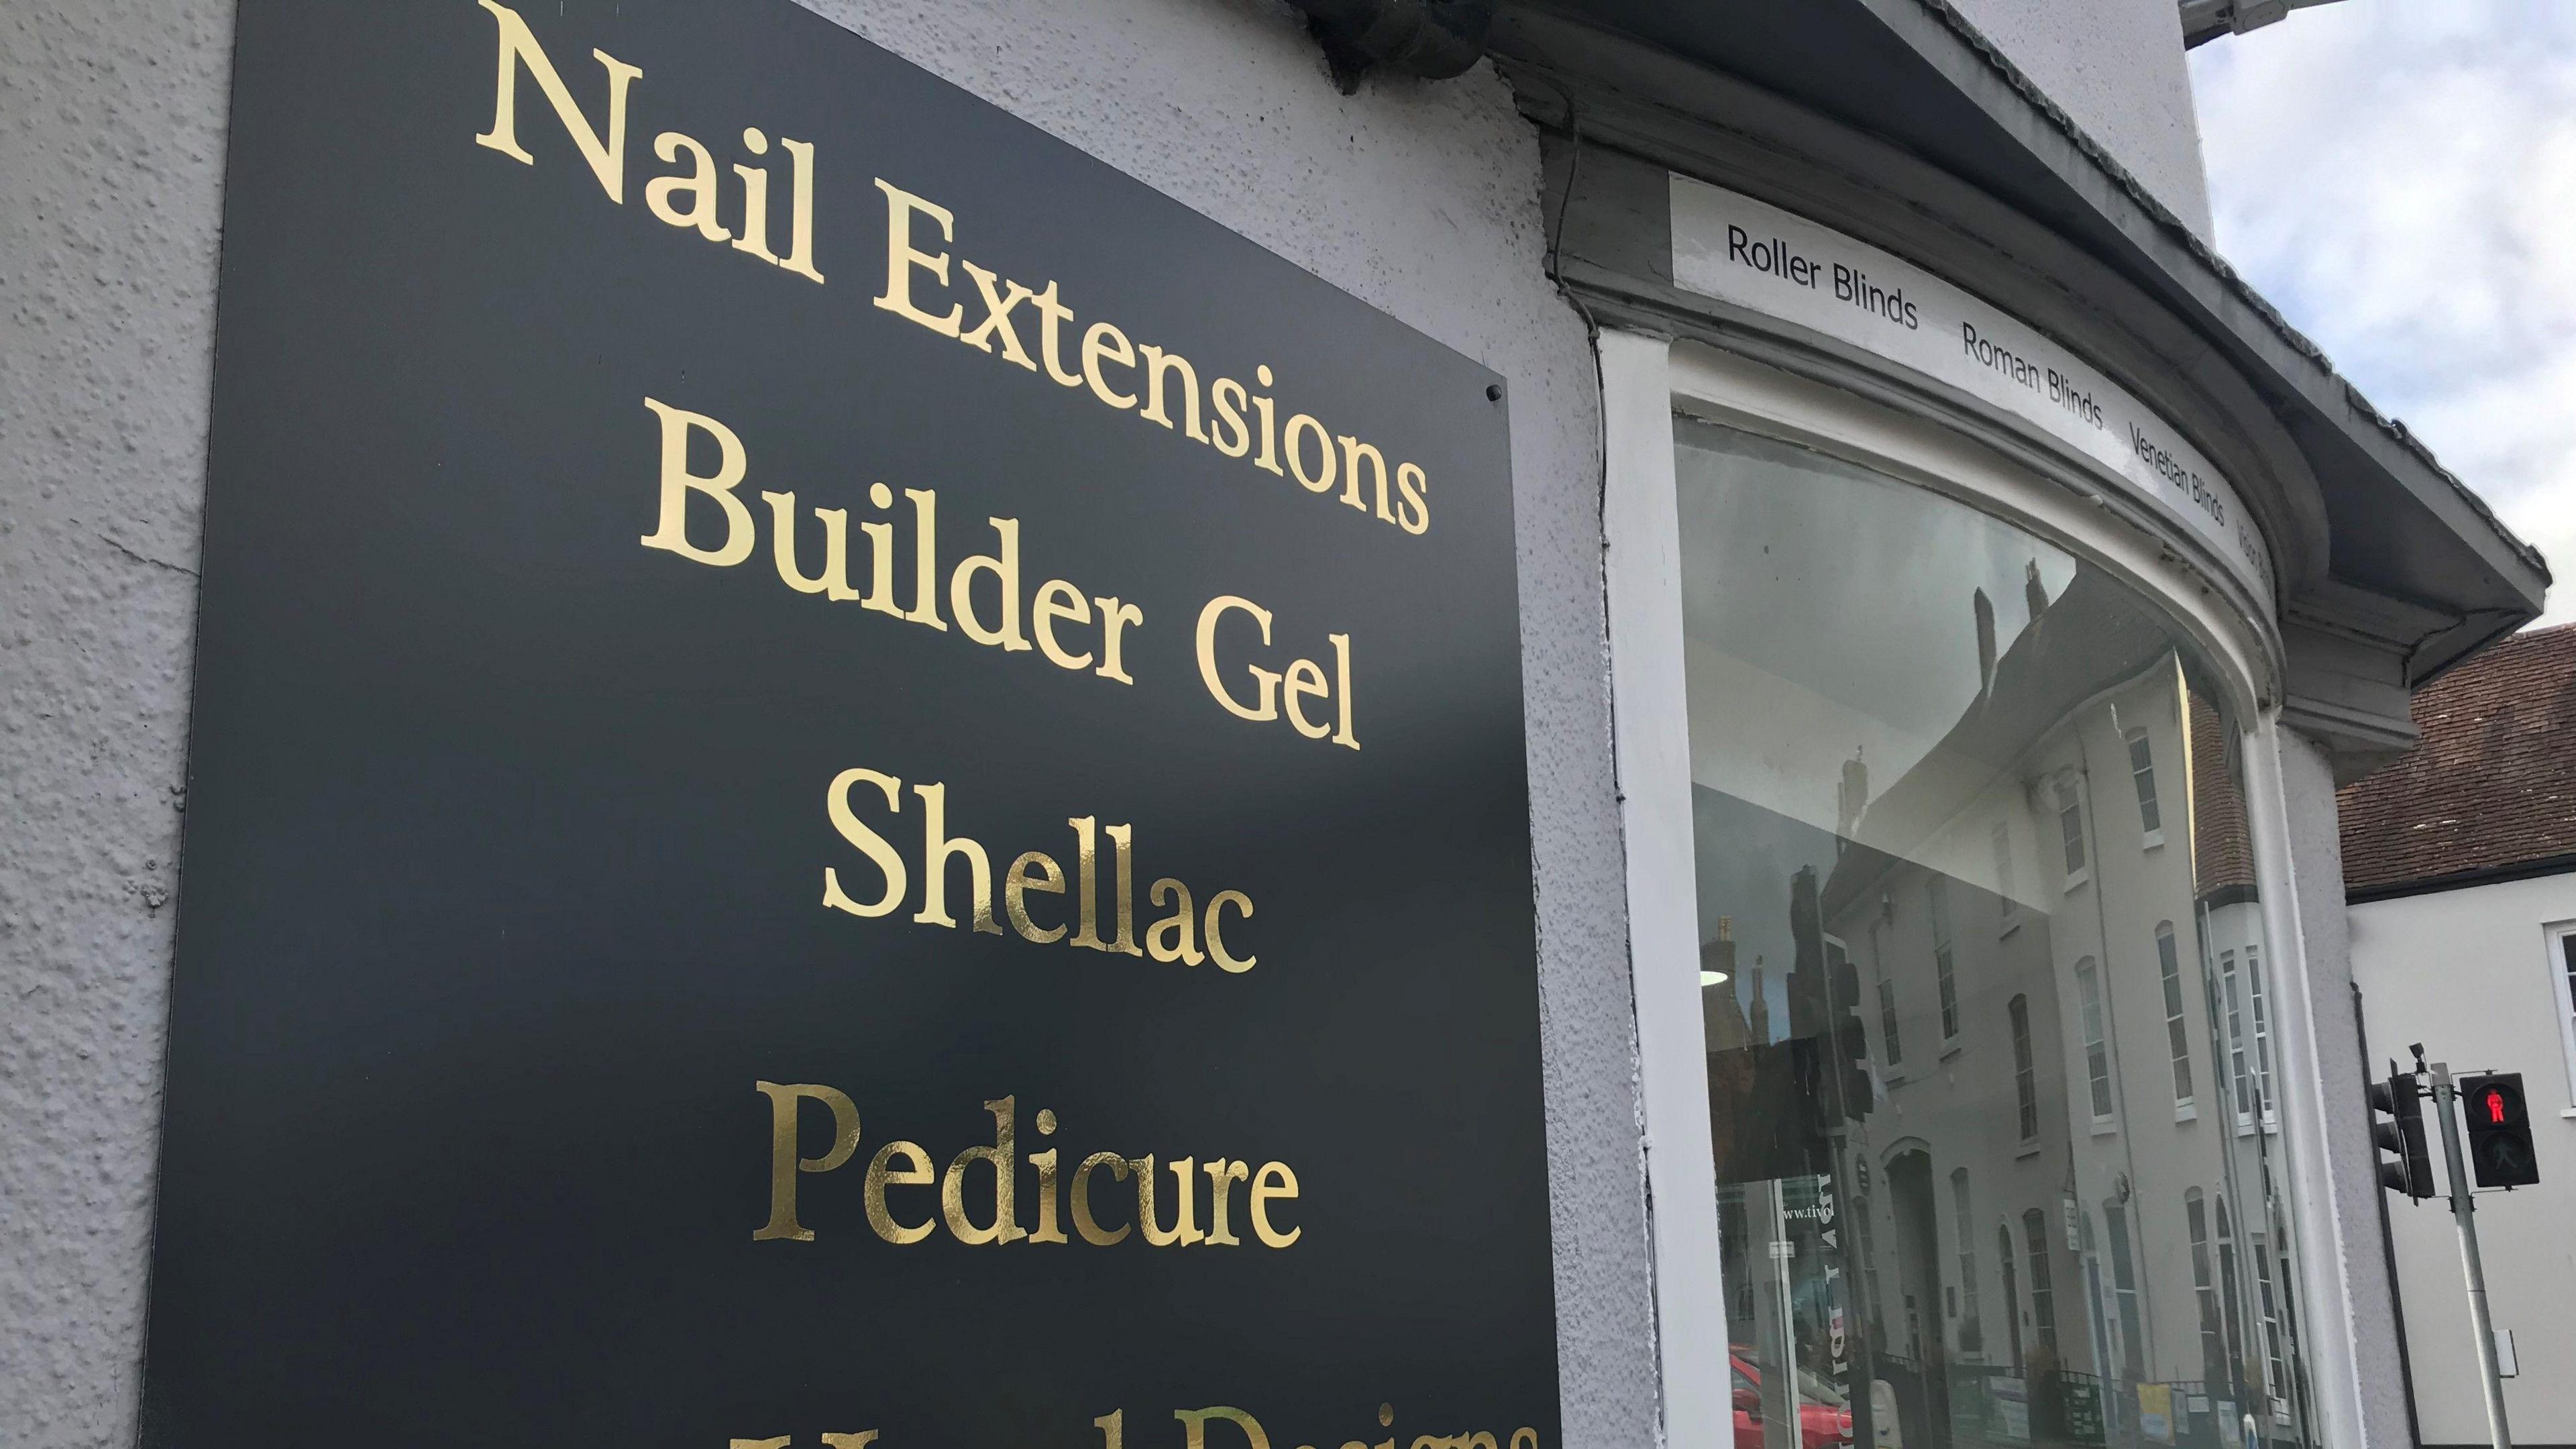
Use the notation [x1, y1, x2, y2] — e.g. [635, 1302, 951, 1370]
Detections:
[1998, 1223, 2025, 1370]
[1930, 879, 1960, 1042]
[2255, 1240, 2288, 1403]
[2010, 994, 2038, 1142]
[2104, 1199, 2145, 1378]
[1953, 1169, 1983, 1354]
[2023, 1208, 2057, 1356]
[2078, 958, 2114, 1126]
[2128, 729, 2163, 843]
[2159, 923, 2194, 1112]
[2057, 782, 2088, 885]
[2223, 949, 2275, 1131]
[2248, 946, 2275, 1128]
[1878, 974, 1903, 1067]
[2223, 950, 2254, 1128]
[1993, 820, 2017, 926]
[2188, 1188, 2224, 1387]
[2218, 1195, 2248, 1384]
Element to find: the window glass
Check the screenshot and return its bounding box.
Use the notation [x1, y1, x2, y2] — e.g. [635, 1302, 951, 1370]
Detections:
[1676, 420, 2314, 1447]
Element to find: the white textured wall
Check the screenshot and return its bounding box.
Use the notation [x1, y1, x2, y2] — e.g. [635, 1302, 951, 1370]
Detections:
[2354, 871, 2576, 1448]
[1948, 0, 2217, 235]
[0, 0, 1650, 1443]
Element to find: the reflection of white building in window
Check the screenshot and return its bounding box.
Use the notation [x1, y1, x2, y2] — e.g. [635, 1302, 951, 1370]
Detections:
[1812, 568, 2308, 1436]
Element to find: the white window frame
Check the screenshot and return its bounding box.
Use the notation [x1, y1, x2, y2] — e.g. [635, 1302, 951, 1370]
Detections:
[1596, 328, 2364, 1448]
[2548, 919, 2576, 1113]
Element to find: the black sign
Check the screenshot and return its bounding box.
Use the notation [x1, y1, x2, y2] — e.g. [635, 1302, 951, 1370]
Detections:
[143, 3, 1554, 1445]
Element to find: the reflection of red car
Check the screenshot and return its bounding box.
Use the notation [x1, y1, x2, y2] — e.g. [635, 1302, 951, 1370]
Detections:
[1730, 1350, 1855, 1448]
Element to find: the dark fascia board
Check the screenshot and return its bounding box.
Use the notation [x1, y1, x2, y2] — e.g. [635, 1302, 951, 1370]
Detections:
[2347, 851, 2576, 906]
[1499, 0, 2548, 683]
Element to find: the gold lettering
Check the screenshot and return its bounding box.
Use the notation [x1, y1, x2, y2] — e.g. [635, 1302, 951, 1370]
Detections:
[753, 1081, 861, 1242]
[777, 138, 824, 284]
[903, 486, 946, 629]
[822, 768, 906, 918]
[1249, 1161, 1300, 1248]
[872, 179, 961, 336]
[1195, 596, 1279, 722]
[1283, 413, 1336, 494]
[1207, 890, 1256, 973]
[1081, 321, 1138, 409]
[1095, 596, 1142, 685]
[732, 127, 779, 265]
[1210, 378, 1252, 458]
[1337, 435, 1393, 521]
[1132, 1155, 1204, 1247]
[1395, 462, 1430, 535]
[1203, 1158, 1250, 1246]
[1004, 851, 1068, 944]
[639, 398, 753, 566]
[959, 262, 1039, 370]
[1071, 1151, 1132, 1245]
[1146, 878, 1204, 965]
[950, 517, 1032, 651]
[644, 131, 727, 239]
[941, 1096, 1025, 1245]
[912, 781, 1000, 934]
[863, 1140, 936, 1244]
[761, 491, 860, 600]
[1331, 632, 1360, 749]
[1102, 822, 1142, 957]
[472, 1, 640, 202]
[1137, 345, 1206, 441]
[1028, 1146, 1068, 1244]
[1283, 657, 1332, 740]
[1177, 1407, 1272, 1449]
[1032, 580, 1093, 671]
[1032, 281, 1084, 389]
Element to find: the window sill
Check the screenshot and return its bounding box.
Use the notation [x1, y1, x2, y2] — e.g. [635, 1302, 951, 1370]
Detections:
[2141, 830, 2165, 851]
[1999, 916, 2021, 940]
[2015, 1140, 2042, 1160]
[2561, 1107, 2576, 1120]
[2090, 1119, 2118, 1137]
[2062, 869, 2091, 893]
[1940, 1042, 1964, 1063]
[2174, 1101, 2199, 1124]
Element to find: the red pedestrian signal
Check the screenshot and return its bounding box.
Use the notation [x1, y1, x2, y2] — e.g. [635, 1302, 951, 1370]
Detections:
[2458, 1073, 2539, 1189]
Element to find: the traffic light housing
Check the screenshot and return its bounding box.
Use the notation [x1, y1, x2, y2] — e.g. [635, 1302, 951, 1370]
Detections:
[2369, 1065, 2434, 1201]
[2459, 1072, 2540, 1188]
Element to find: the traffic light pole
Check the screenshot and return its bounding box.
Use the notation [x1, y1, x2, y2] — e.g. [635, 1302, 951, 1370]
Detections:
[2432, 1063, 2512, 1449]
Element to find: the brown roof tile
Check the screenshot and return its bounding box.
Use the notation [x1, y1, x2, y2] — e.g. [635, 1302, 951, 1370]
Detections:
[2338, 623, 2576, 895]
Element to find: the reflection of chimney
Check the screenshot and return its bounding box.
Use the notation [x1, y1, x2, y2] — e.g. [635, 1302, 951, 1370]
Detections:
[1748, 958, 1771, 1045]
[2025, 559, 2049, 627]
[1836, 747, 1868, 851]
[1974, 588, 1998, 692]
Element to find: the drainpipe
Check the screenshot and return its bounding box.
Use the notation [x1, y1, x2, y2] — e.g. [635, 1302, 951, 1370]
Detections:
[1281, 0, 1497, 90]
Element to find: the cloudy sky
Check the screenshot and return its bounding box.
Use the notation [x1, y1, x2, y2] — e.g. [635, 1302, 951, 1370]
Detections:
[2188, 1, 2576, 625]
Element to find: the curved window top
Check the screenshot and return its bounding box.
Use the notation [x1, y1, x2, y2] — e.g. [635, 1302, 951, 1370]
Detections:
[1677, 421, 2314, 1446]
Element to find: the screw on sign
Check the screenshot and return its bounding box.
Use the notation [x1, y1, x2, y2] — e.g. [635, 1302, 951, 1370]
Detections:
[2457, 1073, 2540, 1189]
